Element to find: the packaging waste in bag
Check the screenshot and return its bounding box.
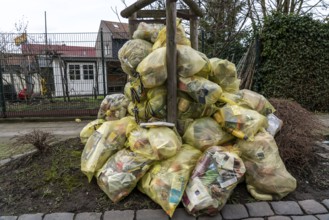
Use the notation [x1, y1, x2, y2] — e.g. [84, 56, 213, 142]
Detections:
[80, 119, 105, 144]
[209, 58, 240, 93]
[133, 22, 164, 43]
[136, 47, 167, 88]
[213, 104, 268, 141]
[236, 89, 276, 116]
[235, 131, 297, 200]
[183, 117, 234, 151]
[118, 39, 152, 76]
[96, 148, 153, 203]
[97, 94, 129, 120]
[145, 86, 167, 120]
[138, 144, 202, 217]
[182, 146, 246, 216]
[152, 19, 191, 50]
[124, 78, 147, 102]
[81, 117, 137, 182]
[128, 101, 148, 122]
[178, 96, 218, 119]
[128, 126, 182, 160]
[177, 45, 208, 78]
[178, 76, 223, 105]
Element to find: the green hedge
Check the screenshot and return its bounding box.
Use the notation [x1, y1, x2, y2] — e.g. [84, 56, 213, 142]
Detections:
[253, 13, 329, 111]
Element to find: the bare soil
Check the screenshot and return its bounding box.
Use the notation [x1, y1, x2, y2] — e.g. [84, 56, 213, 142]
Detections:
[0, 136, 328, 216]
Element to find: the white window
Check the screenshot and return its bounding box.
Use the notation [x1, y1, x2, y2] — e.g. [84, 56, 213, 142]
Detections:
[68, 63, 94, 80]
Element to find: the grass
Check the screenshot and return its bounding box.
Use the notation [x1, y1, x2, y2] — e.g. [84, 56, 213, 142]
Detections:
[0, 141, 35, 160]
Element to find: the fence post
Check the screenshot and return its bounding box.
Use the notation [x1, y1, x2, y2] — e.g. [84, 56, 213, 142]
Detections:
[100, 28, 106, 97]
[0, 63, 7, 118]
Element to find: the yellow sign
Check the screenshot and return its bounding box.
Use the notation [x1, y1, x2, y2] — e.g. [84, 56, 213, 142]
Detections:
[14, 33, 27, 46]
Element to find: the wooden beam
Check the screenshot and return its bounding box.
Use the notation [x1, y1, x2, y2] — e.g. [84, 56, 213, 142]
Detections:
[166, 0, 177, 125]
[121, 0, 157, 18]
[182, 0, 203, 17]
[129, 19, 166, 25]
[190, 10, 199, 50]
[136, 9, 193, 20]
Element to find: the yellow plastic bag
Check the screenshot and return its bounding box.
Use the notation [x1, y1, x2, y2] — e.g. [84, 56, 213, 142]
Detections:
[183, 117, 234, 151]
[81, 117, 137, 182]
[178, 76, 223, 105]
[128, 126, 182, 160]
[236, 131, 297, 200]
[124, 78, 147, 102]
[80, 119, 105, 144]
[214, 104, 268, 141]
[136, 47, 167, 88]
[127, 101, 147, 122]
[96, 149, 153, 203]
[138, 144, 201, 217]
[182, 146, 246, 216]
[177, 118, 194, 136]
[132, 22, 164, 43]
[195, 51, 212, 79]
[97, 94, 129, 120]
[177, 45, 207, 77]
[178, 96, 218, 119]
[145, 86, 167, 120]
[209, 58, 240, 93]
[152, 19, 191, 50]
[118, 39, 152, 76]
[237, 89, 276, 115]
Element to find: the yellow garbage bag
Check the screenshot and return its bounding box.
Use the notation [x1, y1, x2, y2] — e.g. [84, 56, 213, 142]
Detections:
[145, 86, 167, 120]
[237, 89, 276, 116]
[128, 126, 182, 160]
[138, 144, 202, 217]
[136, 47, 167, 88]
[152, 19, 191, 50]
[81, 117, 137, 182]
[97, 94, 129, 120]
[177, 118, 194, 136]
[178, 96, 218, 119]
[127, 101, 147, 122]
[236, 131, 297, 200]
[133, 22, 164, 43]
[96, 149, 153, 203]
[118, 39, 153, 76]
[209, 58, 240, 93]
[178, 76, 223, 105]
[214, 104, 268, 141]
[182, 146, 246, 216]
[177, 45, 207, 77]
[183, 117, 234, 151]
[195, 51, 212, 79]
[80, 119, 105, 144]
[124, 79, 147, 102]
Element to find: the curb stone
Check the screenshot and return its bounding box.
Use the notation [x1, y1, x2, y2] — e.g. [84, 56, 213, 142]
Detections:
[220, 204, 249, 220]
[298, 200, 328, 214]
[322, 199, 329, 210]
[267, 216, 291, 220]
[18, 214, 43, 220]
[136, 209, 169, 220]
[291, 216, 317, 220]
[171, 208, 195, 220]
[103, 210, 134, 220]
[316, 213, 329, 220]
[0, 217, 17, 220]
[270, 201, 303, 215]
[75, 212, 102, 220]
[245, 202, 274, 217]
[43, 213, 74, 220]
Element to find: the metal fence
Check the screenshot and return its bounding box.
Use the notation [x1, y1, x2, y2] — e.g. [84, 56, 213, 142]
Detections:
[0, 32, 128, 118]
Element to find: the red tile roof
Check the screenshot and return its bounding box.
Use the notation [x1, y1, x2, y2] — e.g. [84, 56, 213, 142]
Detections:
[21, 44, 96, 57]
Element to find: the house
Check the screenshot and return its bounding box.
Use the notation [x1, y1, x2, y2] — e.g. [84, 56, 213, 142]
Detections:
[21, 43, 101, 97]
[95, 20, 129, 93]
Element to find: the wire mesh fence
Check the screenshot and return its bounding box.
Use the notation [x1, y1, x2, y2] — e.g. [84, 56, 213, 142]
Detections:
[0, 31, 128, 118]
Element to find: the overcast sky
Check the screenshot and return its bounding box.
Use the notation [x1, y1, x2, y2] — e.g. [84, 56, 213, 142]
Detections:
[0, 0, 135, 33]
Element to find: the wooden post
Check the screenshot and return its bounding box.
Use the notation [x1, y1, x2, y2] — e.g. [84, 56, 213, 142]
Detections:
[190, 10, 198, 50]
[128, 12, 137, 38]
[166, 0, 177, 125]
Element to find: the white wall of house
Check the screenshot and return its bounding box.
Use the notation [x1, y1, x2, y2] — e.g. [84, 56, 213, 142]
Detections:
[53, 59, 106, 97]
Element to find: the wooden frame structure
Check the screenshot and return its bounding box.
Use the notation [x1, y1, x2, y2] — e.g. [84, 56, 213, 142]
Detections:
[121, 0, 203, 125]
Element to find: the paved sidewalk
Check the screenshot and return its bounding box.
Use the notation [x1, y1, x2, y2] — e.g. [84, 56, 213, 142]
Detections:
[0, 200, 329, 220]
[1, 120, 329, 220]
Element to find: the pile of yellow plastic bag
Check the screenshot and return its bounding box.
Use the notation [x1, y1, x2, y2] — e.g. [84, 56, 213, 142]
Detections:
[79, 20, 296, 218]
